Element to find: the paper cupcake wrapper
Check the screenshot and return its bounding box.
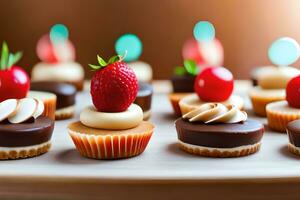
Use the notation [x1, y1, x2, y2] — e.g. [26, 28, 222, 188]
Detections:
[69, 129, 153, 159]
[0, 141, 51, 160]
[169, 93, 189, 116]
[42, 98, 56, 120]
[288, 143, 300, 156]
[250, 96, 285, 117]
[179, 141, 261, 158]
[267, 110, 300, 132]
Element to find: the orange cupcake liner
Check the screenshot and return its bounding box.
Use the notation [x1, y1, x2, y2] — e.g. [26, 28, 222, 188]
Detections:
[42, 98, 56, 120]
[168, 93, 191, 116]
[267, 110, 300, 132]
[68, 130, 153, 159]
[250, 96, 284, 117]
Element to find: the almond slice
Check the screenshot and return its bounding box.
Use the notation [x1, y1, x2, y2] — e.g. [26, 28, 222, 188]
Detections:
[33, 98, 45, 119]
[0, 99, 18, 122]
[8, 98, 37, 124]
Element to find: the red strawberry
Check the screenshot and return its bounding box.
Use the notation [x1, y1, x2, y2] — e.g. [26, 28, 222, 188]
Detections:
[90, 55, 138, 112]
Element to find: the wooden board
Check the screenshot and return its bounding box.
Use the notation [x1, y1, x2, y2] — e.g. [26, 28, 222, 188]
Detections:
[1, 80, 300, 200]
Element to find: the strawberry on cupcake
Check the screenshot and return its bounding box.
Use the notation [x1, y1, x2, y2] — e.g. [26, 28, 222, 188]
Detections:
[68, 54, 154, 159]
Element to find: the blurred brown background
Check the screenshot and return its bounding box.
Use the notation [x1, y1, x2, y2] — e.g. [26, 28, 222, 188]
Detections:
[1, 0, 300, 79]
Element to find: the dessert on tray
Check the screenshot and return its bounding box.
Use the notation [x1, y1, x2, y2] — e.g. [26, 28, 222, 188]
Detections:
[170, 21, 225, 116]
[0, 42, 57, 120]
[0, 98, 54, 159]
[175, 103, 264, 157]
[134, 82, 153, 120]
[68, 54, 154, 159]
[266, 75, 300, 132]
[30, 81, 76, 120]
[115, 34, 152, 83]
[179, 66, 244, 115]
[287, 119, 300, 156]
[169, 59, 198, 116]
[182, 21, 223, 68]
[31, 24, 85, 91]
[250, 37, 300, 116]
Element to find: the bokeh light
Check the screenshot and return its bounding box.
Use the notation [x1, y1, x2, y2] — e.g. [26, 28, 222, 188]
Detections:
[193, 21, 215, 43]
[50, 24, 69, 44]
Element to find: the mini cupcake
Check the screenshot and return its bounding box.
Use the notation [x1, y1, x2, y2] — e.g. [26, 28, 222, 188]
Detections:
[0, 42, 57, 120]
[266, 75, 300, 132]
[31, 24, 84, 91]
[175, 103, 264, 157]
[0, 98, 54, 159]
[68, 54, 154, 159]
[179, 66, 244, 115]
[30, 81, 76, 120]
[249, 37, 300, 116]
[287, 119, 300, 156]
[115, 34, 153, 83]
[169, 59, 198, 116]
[134, 82, 153, 120]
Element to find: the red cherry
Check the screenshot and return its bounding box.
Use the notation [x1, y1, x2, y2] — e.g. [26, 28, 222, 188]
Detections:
[286, 75, 300, 108]
[194, 66, 234, 101]
[0, 66, 30, 102]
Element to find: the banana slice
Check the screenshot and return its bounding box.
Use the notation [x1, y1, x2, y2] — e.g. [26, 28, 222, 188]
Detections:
[33, 98, 45, 119]
[8, 98, 37, 124]
[0, 99, 18, 122]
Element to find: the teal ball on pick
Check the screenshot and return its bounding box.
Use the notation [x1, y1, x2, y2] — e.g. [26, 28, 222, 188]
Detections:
[193, 21, 215, 43]
[268, 37, 300, 66]
[50, 24, 69, 44]
[115, 34, 142, 62]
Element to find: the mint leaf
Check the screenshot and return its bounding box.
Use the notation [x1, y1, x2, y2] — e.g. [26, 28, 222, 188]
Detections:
[184, 59, 198, 75]
[108, 55, 120, 64]
[88, 64, 101, 70]
[0, 42, 9, 70]
[97, 55, 107, 67]
[174, 66, 186, 76]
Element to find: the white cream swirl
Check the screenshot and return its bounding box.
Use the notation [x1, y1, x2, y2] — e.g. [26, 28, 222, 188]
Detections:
[0, 98, 44, 124]
[182, 103, 247, 124]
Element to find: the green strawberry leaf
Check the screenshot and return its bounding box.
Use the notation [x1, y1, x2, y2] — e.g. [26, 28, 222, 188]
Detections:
[88, 64, 102, 70]
[7, 51, 22, 68]
[0, 42, 9, 70]
[174, 66, 186, 76]
[184, 59, 198, 76]
[97, 55, 107, 67]
[108, 55, 120, 64]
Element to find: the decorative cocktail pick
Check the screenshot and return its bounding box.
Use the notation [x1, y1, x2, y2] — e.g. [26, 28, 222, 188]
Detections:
[193, 21, 215, 43]
[115, 34, 142, 62]
[50, 24, 69, 44]
[268, 37, 300, 66]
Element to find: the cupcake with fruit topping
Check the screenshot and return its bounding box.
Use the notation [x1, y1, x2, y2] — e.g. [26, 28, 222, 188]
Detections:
[68, 54, 154, 159]
[31, 24, 84, 91]
[250, 37, 300, 116]
[0, 98, 54, 159]
[170, 21, 224, 116]
[266, 75, 300, 132]
[0, 42, 56, 120]
[179, 66, 244, 115]
[175, 103, 264, 157]
[115, 34, 152, 83]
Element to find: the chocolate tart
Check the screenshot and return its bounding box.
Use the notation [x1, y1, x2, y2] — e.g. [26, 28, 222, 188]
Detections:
[31, 81, 76, 120]
[175, 118, 264, 157]
[0, 116, 54, 159]
[134, 82, 153, 120]
[287, 119, 300, 155]
[169, 75, 196, 116]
